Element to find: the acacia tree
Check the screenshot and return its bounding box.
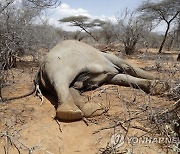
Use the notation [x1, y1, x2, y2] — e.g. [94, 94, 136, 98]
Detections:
[138, 0, 180, 53]
[59, 15, 106, 41]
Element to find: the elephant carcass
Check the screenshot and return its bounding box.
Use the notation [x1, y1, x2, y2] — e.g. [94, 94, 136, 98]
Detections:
[37, 40, 166, 121]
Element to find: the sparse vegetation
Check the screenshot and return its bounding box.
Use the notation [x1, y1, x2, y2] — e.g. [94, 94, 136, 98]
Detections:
[0, 0, 179, 153]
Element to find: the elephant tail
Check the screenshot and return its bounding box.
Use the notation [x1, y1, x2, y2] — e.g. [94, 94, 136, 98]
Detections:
[0, 71, 40, 102]
[0, 82, 37, 102]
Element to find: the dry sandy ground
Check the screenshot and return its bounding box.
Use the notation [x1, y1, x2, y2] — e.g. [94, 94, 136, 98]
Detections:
[0, 51, 179, 154]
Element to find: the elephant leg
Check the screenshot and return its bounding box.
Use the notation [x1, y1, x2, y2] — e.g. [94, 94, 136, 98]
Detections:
[54, 81, 83, 121]
[108, 74, 168, 94]
[103, 53, 157, 80]
[108, 74, 152, 93]
[70, 88, 106, 118]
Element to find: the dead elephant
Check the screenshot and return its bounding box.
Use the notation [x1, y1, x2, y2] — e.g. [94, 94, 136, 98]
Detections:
[36, 40, 167, 121]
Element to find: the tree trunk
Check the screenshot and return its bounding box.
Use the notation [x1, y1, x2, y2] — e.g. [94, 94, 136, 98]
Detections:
[158, 23, 170, 53]
[167, 36, 174, 51]
[177, 53, 180, 61]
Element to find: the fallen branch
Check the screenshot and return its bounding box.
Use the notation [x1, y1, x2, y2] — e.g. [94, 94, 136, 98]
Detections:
[93, 121, 127, 134]
[4, 131, 9, 154]
[54, 119, 62, 132]
[162, 99, 180, 114]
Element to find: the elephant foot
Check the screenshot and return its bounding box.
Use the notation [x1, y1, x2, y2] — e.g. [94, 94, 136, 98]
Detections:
[81, 102, 106, 118]
[150, 80, 169, 95]
[56, 103, 83, 121]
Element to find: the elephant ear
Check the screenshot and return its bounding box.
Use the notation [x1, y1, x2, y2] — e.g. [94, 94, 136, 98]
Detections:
[87, 62, 118, 75]
[71, 63, 104, 88]
[86, 63, 104, 74]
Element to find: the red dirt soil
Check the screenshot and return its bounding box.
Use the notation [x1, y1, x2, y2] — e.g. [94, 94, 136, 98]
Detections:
[0, 52, 179, 154]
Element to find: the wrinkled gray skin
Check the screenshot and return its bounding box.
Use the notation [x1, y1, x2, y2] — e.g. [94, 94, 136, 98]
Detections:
[37, 40, 165, 121]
